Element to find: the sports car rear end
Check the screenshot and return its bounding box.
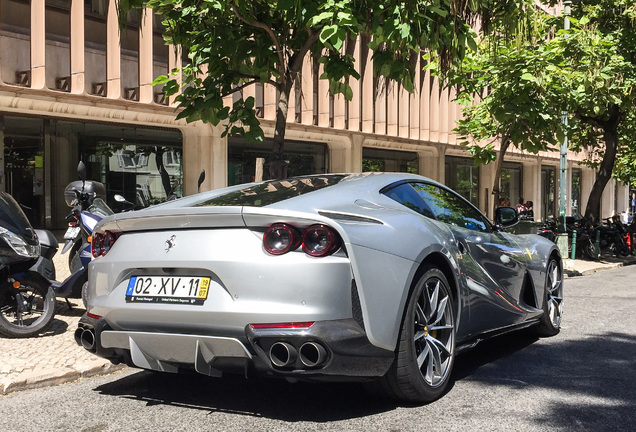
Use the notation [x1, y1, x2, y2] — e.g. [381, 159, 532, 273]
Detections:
[76, 177, 396, 380]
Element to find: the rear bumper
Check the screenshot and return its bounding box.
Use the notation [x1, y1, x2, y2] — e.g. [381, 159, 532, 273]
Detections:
[76, 314, 394, 381]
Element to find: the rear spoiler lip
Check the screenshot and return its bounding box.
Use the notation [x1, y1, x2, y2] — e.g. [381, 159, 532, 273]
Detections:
[93, 206, 353, 237]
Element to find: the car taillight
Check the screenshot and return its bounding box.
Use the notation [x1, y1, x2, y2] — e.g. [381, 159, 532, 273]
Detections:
[263, 224, 301, 255]
[92, 231, 120, 258]
[263, 223, 341, 257]
[302, 224, 340, 257]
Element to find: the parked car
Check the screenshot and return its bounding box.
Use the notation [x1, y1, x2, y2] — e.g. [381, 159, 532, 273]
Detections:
[76, 173, 563, 404]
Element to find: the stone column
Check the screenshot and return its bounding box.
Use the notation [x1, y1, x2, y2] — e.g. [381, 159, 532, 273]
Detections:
[70, 0, 85, 94]
[106, 0, 121, 98]
[30, 0, 46, 89]
[138, 7, 154, 104]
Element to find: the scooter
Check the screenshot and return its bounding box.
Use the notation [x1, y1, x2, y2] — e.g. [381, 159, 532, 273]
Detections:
[35, 162, 113, 308]
[0, 192, 56, 338]
[61, 161, 107, 273]
[56, 163, 113, 306]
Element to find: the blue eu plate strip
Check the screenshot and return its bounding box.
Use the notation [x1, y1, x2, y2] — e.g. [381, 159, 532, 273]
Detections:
[126, 277, 137, 296]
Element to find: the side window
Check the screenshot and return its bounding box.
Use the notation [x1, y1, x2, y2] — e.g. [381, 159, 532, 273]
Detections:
[383, 183, 435, 218]
[411, 183, 491, 232]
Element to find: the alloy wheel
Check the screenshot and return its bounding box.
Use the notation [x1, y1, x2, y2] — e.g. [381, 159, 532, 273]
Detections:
[413, 277, 454, 387]
[546, 260, 564, 328]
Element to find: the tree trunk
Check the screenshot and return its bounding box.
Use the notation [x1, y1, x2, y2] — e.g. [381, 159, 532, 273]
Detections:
[583, 106, 621, 224]
[268, 78, 294, 180]
[154, 146, 173, 198]
[492, 137, 511, 215]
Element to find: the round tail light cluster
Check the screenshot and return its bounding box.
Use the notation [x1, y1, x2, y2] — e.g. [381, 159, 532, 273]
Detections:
[92, 231, 120, 258]
[263, 223, 341, 257]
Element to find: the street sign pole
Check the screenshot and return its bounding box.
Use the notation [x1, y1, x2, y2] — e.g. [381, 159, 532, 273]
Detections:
[557, 1, 572, 260]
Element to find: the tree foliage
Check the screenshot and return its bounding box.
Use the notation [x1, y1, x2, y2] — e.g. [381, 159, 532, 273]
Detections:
[118, 0, 497, 179]
[427, 3, 566, 212]
[431, 0, 636, 222]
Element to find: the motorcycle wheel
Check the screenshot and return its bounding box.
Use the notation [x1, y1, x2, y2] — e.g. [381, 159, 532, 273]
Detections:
[581, 239, 600, 261]
[615, 237, 630, 257]
[68, 241, 82, 273]
[0, 279, 56, 338]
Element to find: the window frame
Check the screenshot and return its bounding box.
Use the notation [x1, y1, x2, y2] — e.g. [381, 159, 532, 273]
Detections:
[382, 180, 494, 233]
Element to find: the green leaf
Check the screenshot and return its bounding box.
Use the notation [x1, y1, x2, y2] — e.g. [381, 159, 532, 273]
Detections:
[151, 75, 170, 86]
[320, 25, 338, 44]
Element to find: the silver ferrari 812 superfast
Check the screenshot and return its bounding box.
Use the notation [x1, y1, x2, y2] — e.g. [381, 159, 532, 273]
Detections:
[76, 173, 563, 403]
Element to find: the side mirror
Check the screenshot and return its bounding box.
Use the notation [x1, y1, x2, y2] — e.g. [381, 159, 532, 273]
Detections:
[197, 169, 206, 193]
[77, 161, 87, 181]
[494, 206, 519, 230]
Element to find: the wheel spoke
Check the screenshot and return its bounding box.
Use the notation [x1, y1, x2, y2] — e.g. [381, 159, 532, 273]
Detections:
[429, 340, 443, 378]
[415, 303, 426, 325]
[417, 343, 430, 369]
[426, 281, 440, 322]
[414, 329, 427, 342]
[429, 324, 454, 332]
[428, 335, 452, 358]
[431, 295, 449, 327]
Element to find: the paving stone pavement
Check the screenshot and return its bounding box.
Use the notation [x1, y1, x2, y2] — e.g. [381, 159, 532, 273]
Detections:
[0, 244, 124, 395]
[0, 242, 634, 396]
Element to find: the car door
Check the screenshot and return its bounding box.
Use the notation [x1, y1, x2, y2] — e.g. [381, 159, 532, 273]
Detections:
[409, 183, 529, 334]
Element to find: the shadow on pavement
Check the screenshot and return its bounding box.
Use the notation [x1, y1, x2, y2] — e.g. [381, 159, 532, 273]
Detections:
[93, 330, 636, 428]
[95, 370, 399, 422]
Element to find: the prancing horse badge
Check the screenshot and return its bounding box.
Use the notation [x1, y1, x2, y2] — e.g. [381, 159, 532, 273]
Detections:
[165, 235, 176, 252]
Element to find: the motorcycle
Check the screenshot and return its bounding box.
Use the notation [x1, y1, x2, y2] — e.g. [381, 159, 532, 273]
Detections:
[0, 192, 56, 338]
[61, 161, 107, 273]
[50, 162, 112, 306]
[560, 216, 599, 261]
[595, 216, 630, 257]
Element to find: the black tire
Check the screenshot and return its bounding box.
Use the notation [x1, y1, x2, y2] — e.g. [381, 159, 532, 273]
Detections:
[615, 236, 630, 257]
[581, 239, 600, 261]
[68, 240, 82, 273]
[534, 258, 563, 337]
[369, 266, 455, 404]
[0, 279, 56, 338]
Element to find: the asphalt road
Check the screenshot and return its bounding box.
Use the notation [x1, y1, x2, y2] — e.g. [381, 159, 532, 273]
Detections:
[1, 266, 635, 432]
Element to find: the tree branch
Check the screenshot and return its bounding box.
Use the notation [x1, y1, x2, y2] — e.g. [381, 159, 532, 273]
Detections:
[230, 2, 285, 77]
[220, 80, 259, 98]
[289, 29, 322, 75]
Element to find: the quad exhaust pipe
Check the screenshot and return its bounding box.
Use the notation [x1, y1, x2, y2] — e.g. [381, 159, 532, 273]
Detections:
[299, 342, 328, 368]
[74, 327, 97, 352]
[268, 341, 328, 369]
[268, 342, 297, 368]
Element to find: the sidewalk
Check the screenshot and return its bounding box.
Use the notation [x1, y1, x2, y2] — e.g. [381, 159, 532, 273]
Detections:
[0, 244, 125, 396]
[1, 247, 635, 396]
[563, 251, 636, 277]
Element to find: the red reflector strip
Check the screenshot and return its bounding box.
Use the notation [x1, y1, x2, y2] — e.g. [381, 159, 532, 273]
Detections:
[250, 322, 314, 329]
[86, 312, 102, 320]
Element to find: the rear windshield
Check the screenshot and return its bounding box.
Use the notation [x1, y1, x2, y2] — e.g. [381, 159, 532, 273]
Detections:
[195, 175, 346, 207]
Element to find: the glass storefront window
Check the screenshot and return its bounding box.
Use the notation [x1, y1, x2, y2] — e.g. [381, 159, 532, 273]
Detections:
[362, 148, 418, 174]
[71, 124, 183, 212]
[571, 169, 581, 216]
[1, 116, 45, 225]
[501, 162, 522, 210]
[445, 156, 479, 207]
[542, 166, 556, 221]
[228, 138, 328, 186]
[0, 117, 183, 229]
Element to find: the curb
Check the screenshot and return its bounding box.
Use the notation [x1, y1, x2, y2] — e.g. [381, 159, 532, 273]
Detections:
[564, 257, 636, 278]
[0, 361, 126, 396]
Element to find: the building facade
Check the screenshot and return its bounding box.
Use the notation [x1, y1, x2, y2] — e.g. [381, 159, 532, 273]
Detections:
[0, 0, 629, 229]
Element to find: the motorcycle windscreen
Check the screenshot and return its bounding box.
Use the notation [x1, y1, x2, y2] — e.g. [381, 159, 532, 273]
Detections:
[0, 191, 37, 239]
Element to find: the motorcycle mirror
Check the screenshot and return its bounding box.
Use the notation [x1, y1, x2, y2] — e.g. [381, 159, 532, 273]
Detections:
[77, 161, 87, 181]
[197, 169, 206, 193]
[114, 194, 126, 203]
